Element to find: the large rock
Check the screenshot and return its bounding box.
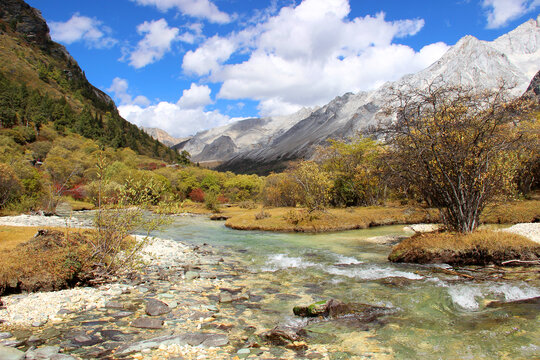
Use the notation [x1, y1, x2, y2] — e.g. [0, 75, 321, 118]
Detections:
[293, 299, 395, 322]
[131, 317, 164, 329]
[0, 345, 24, 360]
[261, 325, 303, 346]
[145, 299, 171, 316]
[24, 345, 60, 359]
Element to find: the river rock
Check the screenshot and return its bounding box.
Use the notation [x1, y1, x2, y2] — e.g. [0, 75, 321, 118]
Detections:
[0, 332, 12, 340]
[219, 293, 233, 303]
[145, 299, 171, 316]
[293, 299, 393, 321]
[261, 325, 302, 346]
[131, 317, 164, 329]
[25, 345, 60, 359]
[0, 345, 24, 360]
[185, 271, 200, 280]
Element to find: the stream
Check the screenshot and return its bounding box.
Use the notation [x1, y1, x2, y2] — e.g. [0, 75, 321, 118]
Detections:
[155, 216, 540, 359]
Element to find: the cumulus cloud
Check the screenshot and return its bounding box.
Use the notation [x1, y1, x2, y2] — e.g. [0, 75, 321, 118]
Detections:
[49, 14, 116, 48]
[130, 0, 231, 24]
[182, 35, 236, 76]
[114, 81, 229, 137]
[177, 83, 213, 109]
[107, 77, 150, 106]
[128, 19, 180, 68]
[181, 0, 449, 116]
[482, 0, 540, 28]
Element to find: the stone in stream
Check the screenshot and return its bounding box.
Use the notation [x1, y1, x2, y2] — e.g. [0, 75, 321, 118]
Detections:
[131, 317, 164, 329]
[261, 325, 303, 346]
[0, 332, 12, 340]
[293, 299, 394, 322]
[105, 301, 124, 309]
[145, 299, 171, 316]
[110, 311, 133, 318]
[184, 271, 200, 280]
[0, 345, 24, 360]
[219, 292, 233, 303]
[26, 335, 44, 346]
[24, 345, 60, 359]
[486, 296, 540, 309]
[0, 339, 23, 347]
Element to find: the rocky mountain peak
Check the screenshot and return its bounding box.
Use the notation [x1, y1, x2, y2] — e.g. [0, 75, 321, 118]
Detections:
[0, 0, 51, 48]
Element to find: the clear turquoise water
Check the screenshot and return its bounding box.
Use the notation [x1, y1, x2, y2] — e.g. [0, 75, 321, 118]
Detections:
[157, 216, 540, 359]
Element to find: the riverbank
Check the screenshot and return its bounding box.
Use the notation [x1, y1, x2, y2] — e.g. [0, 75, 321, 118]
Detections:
[389, 224, 540, 265]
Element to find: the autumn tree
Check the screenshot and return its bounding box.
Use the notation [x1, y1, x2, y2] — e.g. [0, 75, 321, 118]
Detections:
[315, 136, 385, 206]
[290, 161, 333, 211]
[0, 163, 22, 209]
[382, 82, 535, 233]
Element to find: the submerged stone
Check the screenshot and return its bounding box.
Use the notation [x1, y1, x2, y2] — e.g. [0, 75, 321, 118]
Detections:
[145, 299, 171, 316]
[131, 317, 164, 329]
[0, 345, 24, 360]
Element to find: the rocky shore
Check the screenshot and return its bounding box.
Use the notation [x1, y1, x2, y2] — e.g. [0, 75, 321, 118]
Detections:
[0, 216, 337, 359]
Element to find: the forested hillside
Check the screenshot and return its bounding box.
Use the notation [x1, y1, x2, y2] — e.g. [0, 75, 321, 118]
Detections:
[0, 0, 179, 161]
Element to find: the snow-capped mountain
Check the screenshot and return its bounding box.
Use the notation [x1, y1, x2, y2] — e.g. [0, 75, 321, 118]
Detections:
[176, 18, 540, 174]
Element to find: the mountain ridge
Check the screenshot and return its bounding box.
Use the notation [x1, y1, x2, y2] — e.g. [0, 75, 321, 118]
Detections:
[186, 17, 540, 174]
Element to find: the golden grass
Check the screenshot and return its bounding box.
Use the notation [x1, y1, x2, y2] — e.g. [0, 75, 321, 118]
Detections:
[225, 206, 439, 232]
[0, 226, 94, 294]
[0, 226, 87, 252]
[66, 198, 95, 211]
[389, 230, 540, 265]
[481, 199, 540, 224]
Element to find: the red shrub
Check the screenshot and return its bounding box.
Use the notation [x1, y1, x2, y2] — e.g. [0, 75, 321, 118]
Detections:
[189, 188, 205, 202]
[217, 194, 229, 204]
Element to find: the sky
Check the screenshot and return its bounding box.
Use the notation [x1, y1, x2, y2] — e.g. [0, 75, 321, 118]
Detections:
[26, 0, 540, 138]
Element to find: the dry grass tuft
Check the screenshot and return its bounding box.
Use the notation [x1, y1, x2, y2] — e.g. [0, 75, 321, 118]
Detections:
[389, 230, 540, 265]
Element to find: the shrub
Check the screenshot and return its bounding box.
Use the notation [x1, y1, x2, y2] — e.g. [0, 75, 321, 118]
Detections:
[255, 208, 271, 220]
[239, 200, 257, 209]
[204, 192, 220, 212]
[0, 163, 22, 209]
[189, 187, 205, 202]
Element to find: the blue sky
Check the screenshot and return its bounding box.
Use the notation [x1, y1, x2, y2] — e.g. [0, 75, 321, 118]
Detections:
[27, 0, 540, 137]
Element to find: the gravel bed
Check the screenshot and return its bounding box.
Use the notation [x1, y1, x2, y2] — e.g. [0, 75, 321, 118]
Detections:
[0, 214, 92, 228]
[502, 223, 540, 244]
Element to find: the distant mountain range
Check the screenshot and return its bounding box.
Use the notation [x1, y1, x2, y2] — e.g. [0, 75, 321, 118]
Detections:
[170, 17, 539, 174]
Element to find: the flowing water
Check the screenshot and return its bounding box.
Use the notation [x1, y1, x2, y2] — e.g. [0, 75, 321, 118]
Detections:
[155, 216, 540, 359]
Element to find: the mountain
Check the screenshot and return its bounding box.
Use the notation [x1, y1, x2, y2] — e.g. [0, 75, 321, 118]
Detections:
[175, 107, 317, 164]
[176, 18, 539, 174]
[141, 127, 187, 148]
[0, 0, 179, 162]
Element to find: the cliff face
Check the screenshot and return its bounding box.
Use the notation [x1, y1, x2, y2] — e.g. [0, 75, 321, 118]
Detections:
[0, 0, 114, 108]
[0, 0, 51, 47]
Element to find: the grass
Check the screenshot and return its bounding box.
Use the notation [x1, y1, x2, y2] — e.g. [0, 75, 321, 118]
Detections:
[0, 226, 93, 295]
[481, 199, 540, 224]
[224, 206, 439, 232]
[389, 230, 540, 265]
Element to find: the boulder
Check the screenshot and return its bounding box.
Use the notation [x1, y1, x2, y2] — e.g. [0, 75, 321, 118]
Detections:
[145, 299, 171, 316]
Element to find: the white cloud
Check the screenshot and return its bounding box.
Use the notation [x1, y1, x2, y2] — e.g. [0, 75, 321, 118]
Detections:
[182, 35, 236, 76]
[177, 83, 212, 109]
[130, 0, 231, 24]
[128, 19, 180, 68]
[119, 103, 230, 137]
[181, 0, 448, 116]
[49, 14, 116, 48]
[107, 77, 150, 106]
[482, 0, 540, 28]
[114, 81, 229, 137]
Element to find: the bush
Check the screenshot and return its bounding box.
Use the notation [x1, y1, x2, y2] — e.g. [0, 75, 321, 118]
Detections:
[0, 163, 22, 209]
[189, 187, 205, 202]
[204, 192, 220, 212]
[239, 200, 257, 209]
[255, 208, 271, 220]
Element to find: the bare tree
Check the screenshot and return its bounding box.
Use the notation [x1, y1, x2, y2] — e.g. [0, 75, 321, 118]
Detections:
[381, 81, 535, 233]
